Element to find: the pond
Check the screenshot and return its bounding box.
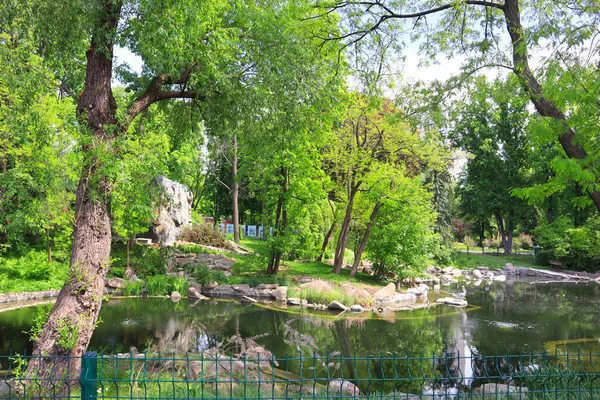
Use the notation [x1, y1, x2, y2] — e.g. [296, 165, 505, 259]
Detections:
[2, 278, 599, 359]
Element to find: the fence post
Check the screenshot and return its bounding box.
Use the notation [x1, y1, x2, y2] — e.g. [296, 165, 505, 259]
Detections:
[80, 351, 98, 400]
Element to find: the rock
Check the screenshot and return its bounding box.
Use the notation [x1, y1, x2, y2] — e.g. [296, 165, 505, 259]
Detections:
[206, 281, 219, 290]
[124, 268, 135, 279]
[452, 268, 463, 277]
[433, 284, 440, 291]
[299, 280, 332, 292]
[476, 266, 489, 272]
[255, 283, 279, 290]
[106, 277, 127, 289]
[474, 383, 528, 397]
[188, 287, 207, 300]
[328, 300, 349, 311]
[271, 286, 287, 301]
[436, 297, 468, 307]
[472, 270, 483, 279]
[171, 291, 181, 301]
[241, 296, 257, 303]
[350, 304, 365, 312]
[493, 274, 507, 282]
[232, 284, 251, 293]
[484, 271, 495, 279]
[373, 283, 396, 299]
[327, 379, 360, 397]
[287, 297, 305, 306]
[472, 279, 483, 286]
[151, 175, 193, 246]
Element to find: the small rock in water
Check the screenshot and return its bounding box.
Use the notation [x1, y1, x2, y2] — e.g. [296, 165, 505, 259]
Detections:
[328, 300, 349, 311]
[350, 304, 365, 313]
[170, 291, 181, 302]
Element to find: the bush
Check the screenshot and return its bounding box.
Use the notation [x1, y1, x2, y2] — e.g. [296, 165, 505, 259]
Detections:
[194, 266, 229, 286]
[122, 281, 144, 296]
[518, 233, 533, 250]
[146, 275, 169, 296]
[178, 224, 234, 251]
[109, 242, 166, 279]
[534, 216, 600, 271]
[463, 236, 478, 248]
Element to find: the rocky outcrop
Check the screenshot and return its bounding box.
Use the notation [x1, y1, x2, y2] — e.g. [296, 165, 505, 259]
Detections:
[172, 252, 237, 277]
[202, 284, 288, 301]
[152, 175, 193, 246]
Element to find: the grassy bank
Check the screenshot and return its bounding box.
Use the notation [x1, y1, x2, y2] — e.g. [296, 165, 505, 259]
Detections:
[0, 249, 69, 294]
[451, 252, 539, 270]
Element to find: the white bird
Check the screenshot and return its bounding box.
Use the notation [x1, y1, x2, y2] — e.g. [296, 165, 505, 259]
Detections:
[453, 286, 467, 300]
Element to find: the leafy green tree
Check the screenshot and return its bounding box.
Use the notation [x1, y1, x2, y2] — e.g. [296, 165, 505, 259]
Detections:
[0, 35, 79, 260]
[452, 77, 533, 254]
[320, 0, 600, 211]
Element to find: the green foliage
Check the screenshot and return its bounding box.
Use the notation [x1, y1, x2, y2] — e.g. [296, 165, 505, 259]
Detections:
[452, 252, 538, 270]
[109, 242, 166, 279]
[194, 266, 228, 287]
[145, 275, 189, 296]
[56, 318, 79, 352]
[27, 303, 52, 342]
[292, 286, 374, 307]
[534, 216, 600, 271]
[146, 276, 169, 296]
[0, 249, 68, 294]
[122, 281, 144, 296]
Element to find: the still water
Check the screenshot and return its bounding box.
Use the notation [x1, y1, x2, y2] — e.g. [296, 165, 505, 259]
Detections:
[1, 279, 600, 358]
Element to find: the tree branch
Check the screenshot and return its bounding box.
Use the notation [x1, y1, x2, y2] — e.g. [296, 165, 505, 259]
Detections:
[126, 68, 203, 127]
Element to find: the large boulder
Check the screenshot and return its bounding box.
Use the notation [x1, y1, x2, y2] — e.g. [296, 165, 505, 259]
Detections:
[328, 379, 360, 396]
[271, 286, 288, 301]
[373, 283, 396, 300]
[106, 277, 127, 289]
[152, 175, 193, 246]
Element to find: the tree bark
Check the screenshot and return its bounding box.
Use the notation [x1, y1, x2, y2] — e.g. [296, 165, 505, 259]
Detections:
[494, 212, 513, 255]
[232, 134, 240, 243]
[267, 167, 287, 274]
[502, 0, 600, 212]
[349, 202, 382, 277]
[332, 182, 360, 274]
[316, 219, 337, 262]
[24, 3, 121, 394]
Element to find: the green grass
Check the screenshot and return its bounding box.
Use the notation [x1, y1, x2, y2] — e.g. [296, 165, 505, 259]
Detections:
[0, 249, 68, 294]
[234, 238, 381, 286]
[452, 252, 539, 270]
[291, 286, 374, 307]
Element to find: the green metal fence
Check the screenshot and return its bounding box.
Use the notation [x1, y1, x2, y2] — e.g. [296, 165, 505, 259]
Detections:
[1, 350, 599, 399]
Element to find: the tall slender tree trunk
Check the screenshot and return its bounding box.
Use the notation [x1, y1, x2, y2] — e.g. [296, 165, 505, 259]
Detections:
[494, 212, 513, 255]
[267, 167, 287, 274]
[349, 203, 382, 277]
[316, 219, 337, 262]
[333, 183, 359, 274]
[232, 134, 240, 243]
[24, 1, 121, 394]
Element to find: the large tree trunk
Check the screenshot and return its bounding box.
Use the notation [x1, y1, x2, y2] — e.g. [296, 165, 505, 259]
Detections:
[24, 1, 121, 395]
[232, 134, 240, 243]
[494, 212, 513, 255]
[503, 0, 600, 212]
[332, 183, 360, 274]
[349, 202, 382, 277]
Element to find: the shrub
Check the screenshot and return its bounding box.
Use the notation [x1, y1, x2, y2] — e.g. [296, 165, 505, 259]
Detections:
[194, 266, 228, 286]
[178, 224, 234, 251]
[167, 277, 189, 296]
[146, 275, 169, 296]
[518, 233, 533, 250]
[463, 236, 478, 248]
[122, 281, 144, 296]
